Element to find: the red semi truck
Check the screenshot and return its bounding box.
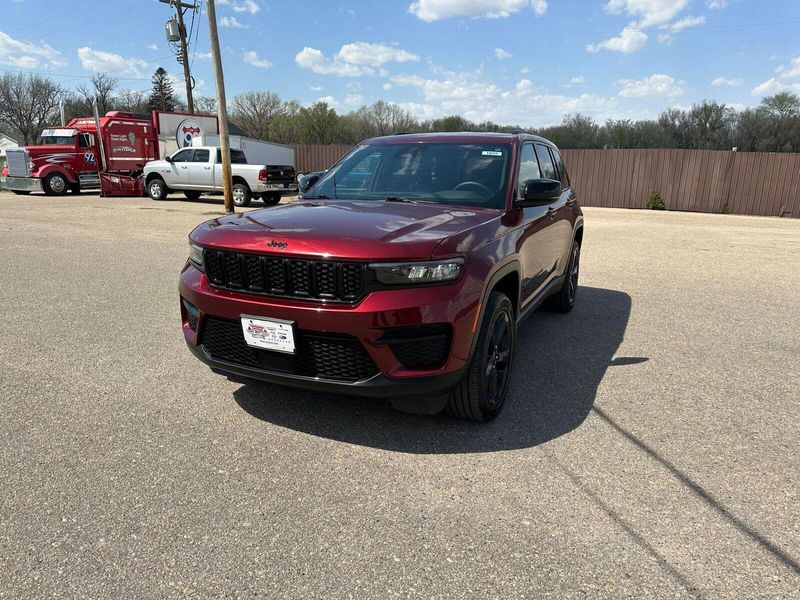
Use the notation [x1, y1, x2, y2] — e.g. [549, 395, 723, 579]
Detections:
[0, 111, 218, 196]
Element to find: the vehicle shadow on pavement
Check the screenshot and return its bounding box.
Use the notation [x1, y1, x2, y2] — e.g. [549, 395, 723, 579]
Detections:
[233, 286, 638, 454]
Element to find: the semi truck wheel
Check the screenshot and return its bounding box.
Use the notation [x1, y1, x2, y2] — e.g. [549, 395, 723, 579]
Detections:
[147, 178, 168, 201]
[232, 183, 252, 207]
[184, 191, 202, 200]
[43, 173, 68, 196]
[262, 192, 281, 206]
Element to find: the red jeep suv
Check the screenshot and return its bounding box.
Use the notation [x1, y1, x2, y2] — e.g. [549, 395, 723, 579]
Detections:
[179, 133, 583, 421]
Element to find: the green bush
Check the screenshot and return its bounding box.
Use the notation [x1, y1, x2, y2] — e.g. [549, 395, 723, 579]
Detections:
[647, 191, 665, 210]
[718, 201, 730, 214]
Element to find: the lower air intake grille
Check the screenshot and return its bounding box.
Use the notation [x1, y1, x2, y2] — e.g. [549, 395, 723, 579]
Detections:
[379, 323, 452, 370]
[200, 317, 379, 382]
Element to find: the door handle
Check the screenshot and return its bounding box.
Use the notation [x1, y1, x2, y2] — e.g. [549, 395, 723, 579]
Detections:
[204, 166, 211, 170]
[547, 207, 558, 219]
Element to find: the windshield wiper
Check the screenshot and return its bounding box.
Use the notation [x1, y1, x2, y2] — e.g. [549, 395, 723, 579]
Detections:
[384, 196, 418, 204]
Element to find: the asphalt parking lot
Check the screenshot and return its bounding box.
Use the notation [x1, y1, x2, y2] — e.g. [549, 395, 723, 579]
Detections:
[1, 191, 798, 598]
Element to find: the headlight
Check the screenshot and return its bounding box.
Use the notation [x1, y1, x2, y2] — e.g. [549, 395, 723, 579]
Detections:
[370, 258, 464, 285]
[189, 241, 204, 271]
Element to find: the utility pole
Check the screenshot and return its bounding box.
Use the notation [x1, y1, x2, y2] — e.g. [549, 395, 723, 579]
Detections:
[206, 0, 234, 213]
[160, 0, 196, 113]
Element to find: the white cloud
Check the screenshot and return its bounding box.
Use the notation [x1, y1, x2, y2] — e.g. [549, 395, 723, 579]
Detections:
[316, 94, 364, 111]
[194, 51, 212, 60]
[77, 47, 149, 77]
[569, 76, 585, 85]
[706, 0, 728, 8]
[309, 85, 323, 92]
[0, 30, 65, 69]
[243, 50, 272, 68]
[603, 0, 688, 28]
[382, 83, 393, 91]
[390, 67, 619, 126]
[494, 47, 513, 60]
[586, 27, 647, 53]
[147, 43, 159, 51]
[617, 73, 685, 98]
[409, 0, 547, 22]
[751, 55, 800, 96]
[337, 7, 356, 17]
[296, 42, 418, 77]
[232, 0, 260, 14]
[390, 101, 440, 120]
[657, 15, 705, 43]
[219, 16, 246, 28]
[335, 42, 419, 67]
[711, 76, 742, 87]
[520, 67, 530, 74]
[295, 47, 374, 77]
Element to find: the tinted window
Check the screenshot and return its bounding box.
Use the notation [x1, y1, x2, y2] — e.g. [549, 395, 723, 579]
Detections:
[78, 133, 94, 148]
[517, 144, 541, 198]
[172, 149, 193, 162]
[193, 149, 210, 162]
[535, 144, 557, 180]
[551, 148, 570, 187]
[216, 149, 248, 164]
[337, 151, 381, 192]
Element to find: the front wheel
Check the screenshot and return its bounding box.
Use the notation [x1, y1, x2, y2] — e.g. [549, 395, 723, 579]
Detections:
[447, 291, 516, 422]
[544, 240, 580, 313]
[147, 178, 168, 201]
[232, 183, 251, 207]
[43, 173, 68, 196]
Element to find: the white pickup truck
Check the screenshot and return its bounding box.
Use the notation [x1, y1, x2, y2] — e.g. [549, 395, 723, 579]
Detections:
[143, 146, 297, 206]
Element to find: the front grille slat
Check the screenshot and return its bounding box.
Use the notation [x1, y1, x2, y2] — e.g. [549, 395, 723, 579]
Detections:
[203, 250, 365, 303]
[200, 317, 378, 382]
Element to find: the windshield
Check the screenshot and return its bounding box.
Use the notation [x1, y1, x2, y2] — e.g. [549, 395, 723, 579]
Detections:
[38, 135, 75, 146]
[307, 142, 512, 208]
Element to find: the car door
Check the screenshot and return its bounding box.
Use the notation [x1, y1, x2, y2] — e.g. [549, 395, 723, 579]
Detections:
[187, 148, 213, 189]
[515, 143, 555, 304]
[549, 147, 578, 271]
[532, 143, 570, 287]
[167, 148, 193, 188]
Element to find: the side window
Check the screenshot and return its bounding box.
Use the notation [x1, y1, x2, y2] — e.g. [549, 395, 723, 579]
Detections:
[231, 150, 247, 164]
[516, 144, 541, 198]
[172, 149, 193, 163]
[551, 148, 570, 188]
[193, 149, 210, 163]
[535, 144, 557, 180]
[339, 151, 381, 191]
[79, 133, 94, 148]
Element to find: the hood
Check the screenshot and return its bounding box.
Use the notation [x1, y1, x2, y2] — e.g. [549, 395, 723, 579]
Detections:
[23, 145, 78, 171]
[190, 199, 501, 261]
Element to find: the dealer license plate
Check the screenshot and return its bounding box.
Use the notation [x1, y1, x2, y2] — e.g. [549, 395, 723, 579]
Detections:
[240, 316, 295, 354]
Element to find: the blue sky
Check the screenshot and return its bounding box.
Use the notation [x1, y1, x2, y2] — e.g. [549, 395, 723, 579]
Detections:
[2, 0, 799, 126]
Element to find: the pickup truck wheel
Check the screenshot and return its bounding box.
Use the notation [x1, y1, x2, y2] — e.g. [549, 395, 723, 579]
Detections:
[544, 240, 580, 313]
[232, 183, 251, 207]
[262, 192, 281, 206]
[147, 178, 168, 201]
[184, 191, 202, 200]
[447, 291, 515, 422]
[43, 173, 68, 196]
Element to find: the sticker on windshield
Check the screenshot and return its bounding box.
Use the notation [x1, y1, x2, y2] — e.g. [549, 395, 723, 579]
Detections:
[482, 150, 503, 156]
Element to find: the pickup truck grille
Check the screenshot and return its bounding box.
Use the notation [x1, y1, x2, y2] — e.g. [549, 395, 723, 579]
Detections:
[204, 250, 365, 302]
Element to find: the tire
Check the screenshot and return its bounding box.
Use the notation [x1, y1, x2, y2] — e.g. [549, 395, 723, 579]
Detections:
[232, 183, 251, 207]
[147, 177, 168, 201]
[70, 183, 81, 194]
[42, 172, 68, 196]
[447, 291, 516, 422]
[544, 240, 580, 313]
[184, 190, 202, 200]
[262, 192, 281, 206]
[11, 190, 30, 195]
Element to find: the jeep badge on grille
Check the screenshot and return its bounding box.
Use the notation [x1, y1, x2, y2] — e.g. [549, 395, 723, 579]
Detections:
[267, 240, 288, 249]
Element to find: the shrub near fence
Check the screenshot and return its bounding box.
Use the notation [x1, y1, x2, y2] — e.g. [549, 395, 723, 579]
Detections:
[291, 144, 800, 218]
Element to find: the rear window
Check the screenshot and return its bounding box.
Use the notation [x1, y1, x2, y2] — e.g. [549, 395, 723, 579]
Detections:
[535, 144, 557, 180]
[217, 149, 248, 164]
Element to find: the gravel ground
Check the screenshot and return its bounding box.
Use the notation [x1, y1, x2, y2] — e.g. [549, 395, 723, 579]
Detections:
[1, 192, 798, 599]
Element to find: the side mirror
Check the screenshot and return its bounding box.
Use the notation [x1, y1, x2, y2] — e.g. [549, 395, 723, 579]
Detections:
[298, 172, 321, 194]
[518, 178, 562, 206]
[165, 155, 173, 163]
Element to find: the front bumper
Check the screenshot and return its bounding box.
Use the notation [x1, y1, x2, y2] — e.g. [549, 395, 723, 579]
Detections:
[0, 176, 43, 193]
[179, 263, 482, 397]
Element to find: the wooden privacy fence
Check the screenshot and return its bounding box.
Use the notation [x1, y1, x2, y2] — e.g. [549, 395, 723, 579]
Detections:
[291, 145, 800, 218]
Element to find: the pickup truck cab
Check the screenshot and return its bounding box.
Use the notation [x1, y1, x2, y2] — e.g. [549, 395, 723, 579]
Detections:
[143, 146, 297, 206]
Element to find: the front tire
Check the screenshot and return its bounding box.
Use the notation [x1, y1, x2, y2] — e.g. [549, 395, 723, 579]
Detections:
[232, 183, 251, 207]
[447, 291, 516, 422]
[544, 240, 580, 313]
[43, 173, 68, 196]
[184, 190, 202, 200]
[147, 178, 168, 201]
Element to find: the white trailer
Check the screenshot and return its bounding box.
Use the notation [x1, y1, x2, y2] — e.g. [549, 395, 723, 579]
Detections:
[193, 133, 294, 167]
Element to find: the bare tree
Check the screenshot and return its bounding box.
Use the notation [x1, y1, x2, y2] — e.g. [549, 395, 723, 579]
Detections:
[76, 73, 119, 115]
[113, 90, 149, 115]
[230, 91, 283, 139]
[0, 73, 64, 144]
[195, 96, 218, 115]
